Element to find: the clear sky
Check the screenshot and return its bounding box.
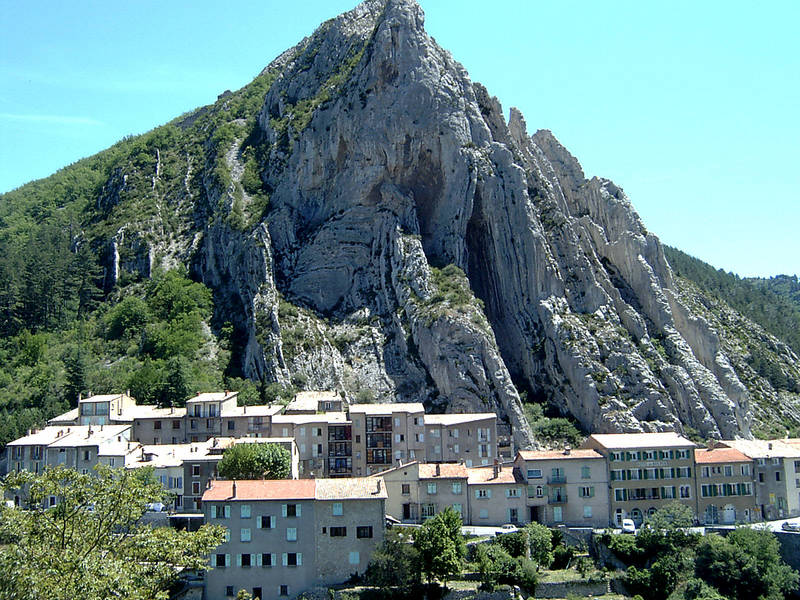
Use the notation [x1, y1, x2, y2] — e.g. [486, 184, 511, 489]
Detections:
[1, 0, 797, 277]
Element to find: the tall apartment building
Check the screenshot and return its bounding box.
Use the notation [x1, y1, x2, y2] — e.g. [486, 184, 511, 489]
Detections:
[718, 439, 800, 520]
[693, 446, 755, 524]
[203, 478, 386, 600]
[349, 403, 426, 475]
[582, 433, 697, 526]
[513, 448, 609, 527]
[424, 413, 497, 466]
[271, 413, 350, 477]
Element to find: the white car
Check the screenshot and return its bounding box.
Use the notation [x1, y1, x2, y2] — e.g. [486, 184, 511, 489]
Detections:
[621, 519, 636, 534]
[781, 521, 800, 532]
[496, 524, 519, 536]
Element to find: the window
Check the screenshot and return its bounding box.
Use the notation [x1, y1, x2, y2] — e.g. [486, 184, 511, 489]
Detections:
[506, 488, 520, 498]
[759, 472, 765, 482]
[191, 464, 200, 477]
[357, 526, 373, 538]
[452, 482, 462, 494]
[259, 515, 275, 529]
[332, 502, 343, 516]
[283, 503, 300, 517]
[742, 464, 751, 476]
[349, 551, 360, 565]
[241, 528, 251, 542]
[261, 553, 274, 567]
[280, 585, 289, 597]
[153, 420, 162, 430]
[584, 505, 593, 518]
[253, 588, 262, 600]
[450, 429, 459, 438]
[702, 466, 710, 478]
[284, 552, 301, 566]
[330, 526, 347, 537]
[553, 506, 563, 522]
[226, 585, 234, 597]
[215, 553, 229, 568]
[212, 505, 231, 519]
[227, 420, 235, 431]
[476, 489, 491, 499]
[83, 450, 91, 461]
[401, 483, 410, 495]
[777, 471, 782, 482]
[240, 553, 252, 567]
[680, 485, 691, 499]
[427, 483, 437, 495]
[508, 508, 519, 523]
[527, 468, 542, 479]
[479, 509, 488, 519]
[579, 486, 594, 498]
[421, 504, 436, 518]
[286, 528, 297, 541]
[452, 503, 463, 516]
[614, 488, 627, 502]
[581, 466, 591, 479]
[241, 505, 251, 519]
[772, 458, 780, 465]
[724, 465, 733, 477]
[795, 460, 800, 473]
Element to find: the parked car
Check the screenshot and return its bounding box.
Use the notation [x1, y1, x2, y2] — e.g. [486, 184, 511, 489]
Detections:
[495, 524, 519, 536]
[781, 521, 800, 532]
[621, 519, 636, 534]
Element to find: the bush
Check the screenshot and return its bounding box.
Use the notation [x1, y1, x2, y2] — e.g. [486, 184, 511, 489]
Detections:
[493, 531, 528, 558]
[364, 529, 421, 588]
[524, 522, 554, 568]
[551, 544, 576, 570]
[105, 296, 149, 339]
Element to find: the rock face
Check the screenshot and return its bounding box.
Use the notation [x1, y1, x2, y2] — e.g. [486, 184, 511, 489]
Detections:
[91, 0, 766, 443]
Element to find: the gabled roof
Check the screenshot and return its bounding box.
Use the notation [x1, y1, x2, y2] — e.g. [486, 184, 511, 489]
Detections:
[186, 391, 238, 404]
[315, 477, 388, 500]
[586, 432, 696, 449]
[467, 465, 525, 485]
[694, 447, 751, 464]
[418, 463, 469, 479]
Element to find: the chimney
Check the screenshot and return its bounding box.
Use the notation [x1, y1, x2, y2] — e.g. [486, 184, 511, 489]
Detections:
[396, 458, 402, 467]
[244, 405, 247, 414]
[435, 463, 441, 476]
[768, 442, 773, 450]
[376, 479, 382, 494]
[78, 393, 82, 402]
[232, 481, 237, 498]
[492, 463, 499, 479]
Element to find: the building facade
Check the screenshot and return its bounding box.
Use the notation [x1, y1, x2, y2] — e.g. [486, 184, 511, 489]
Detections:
[693, 446, 756, 524]
[202, 478, 386, 600]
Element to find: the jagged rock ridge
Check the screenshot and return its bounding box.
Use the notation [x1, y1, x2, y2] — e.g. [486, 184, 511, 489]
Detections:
[68, 0, 792, 442]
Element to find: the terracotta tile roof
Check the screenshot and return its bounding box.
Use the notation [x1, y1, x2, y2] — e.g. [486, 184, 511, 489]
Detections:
[586, 432, 696, 449]
[203, 479, 316, 502]
[467, 465, 525, 485]
[315, 477, 388, 500]
[424, 413, 496, 425]
[418, 463, 469, 479]
[202, 477, 388, 502]
[694, 447, 751, 464]
[221, 404, 283, 417]
[518, 449, 603, 461]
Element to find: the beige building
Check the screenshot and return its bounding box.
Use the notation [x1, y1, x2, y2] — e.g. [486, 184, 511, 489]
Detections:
[514, 448, 609, 527]
[202, 477, 386, 600]
[349, 403, 426, 475]
[694, 446, 755, 524]
[582, 433, 697, 526]
[467, 463, 527, 526]
[376, 461, 469, 523]
[284, 391, 344, 414]
[718, 439, 800, 520]
[271, 413, 349, 477]
[424, 413, 497, 467]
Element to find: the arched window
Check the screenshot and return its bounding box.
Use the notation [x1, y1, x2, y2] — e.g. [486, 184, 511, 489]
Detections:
[629, 508, 643, 526]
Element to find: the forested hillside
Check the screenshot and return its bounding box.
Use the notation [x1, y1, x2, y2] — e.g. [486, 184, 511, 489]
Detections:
[664, 247, 800, 356]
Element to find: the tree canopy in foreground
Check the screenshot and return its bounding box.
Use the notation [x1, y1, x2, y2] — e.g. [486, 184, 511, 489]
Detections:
[0, 465, 224, 600]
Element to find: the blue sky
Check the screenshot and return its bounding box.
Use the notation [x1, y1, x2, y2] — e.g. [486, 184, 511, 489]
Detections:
[1, 0, 797, 277]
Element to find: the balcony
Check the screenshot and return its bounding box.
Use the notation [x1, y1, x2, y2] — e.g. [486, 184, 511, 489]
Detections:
[548, 494, 568, 504]
[547, 475, 567, 485]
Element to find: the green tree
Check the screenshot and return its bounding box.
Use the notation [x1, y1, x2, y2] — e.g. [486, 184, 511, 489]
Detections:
[695, 527, 799, 600]
[364, 528, 421, 588]
[217, 443, 291, 480]
[0, 465, 224, 600]
[524, 521, 554, 568]
[105, 296, 150, 339]
[413, 509, 464, 585]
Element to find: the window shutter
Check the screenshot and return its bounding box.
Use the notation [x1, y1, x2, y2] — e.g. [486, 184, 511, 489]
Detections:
[257, 516, 263, 529]
[224, 505, 230, 518]
[282, 553, 288, 566]
[475, 490, 480, 499]
[282, 504, 287, 517]
[487, 489, 492, 499]
[297, 553, 302, 566]
[236, 554, 242, 567]
[256, 553, 262, 566]
[272, 553, 277, 566]
[297, 504, 302, 517]
[211, 506, 217, 519]
[225, 553, 230, 567]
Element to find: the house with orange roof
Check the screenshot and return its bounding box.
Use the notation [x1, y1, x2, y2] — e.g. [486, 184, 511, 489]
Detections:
[202, 477, 386, 600]
[466, 462, 528, 526]
[693, 446, 756, 524]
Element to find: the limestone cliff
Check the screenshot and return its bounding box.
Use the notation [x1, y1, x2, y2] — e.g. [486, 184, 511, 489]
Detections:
[47, 0, 798, 443]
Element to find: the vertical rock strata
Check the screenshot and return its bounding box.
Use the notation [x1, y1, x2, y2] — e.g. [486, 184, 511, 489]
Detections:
[113, 0, 756, 441]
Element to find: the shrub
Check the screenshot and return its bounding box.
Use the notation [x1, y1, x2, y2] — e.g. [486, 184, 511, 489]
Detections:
[524, 522, 554, 568]
[551, 544, 576, 570]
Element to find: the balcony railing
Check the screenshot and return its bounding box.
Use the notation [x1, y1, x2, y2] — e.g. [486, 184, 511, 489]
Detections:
[548, 494, 568, 504]
[547, 475, 567, 484]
